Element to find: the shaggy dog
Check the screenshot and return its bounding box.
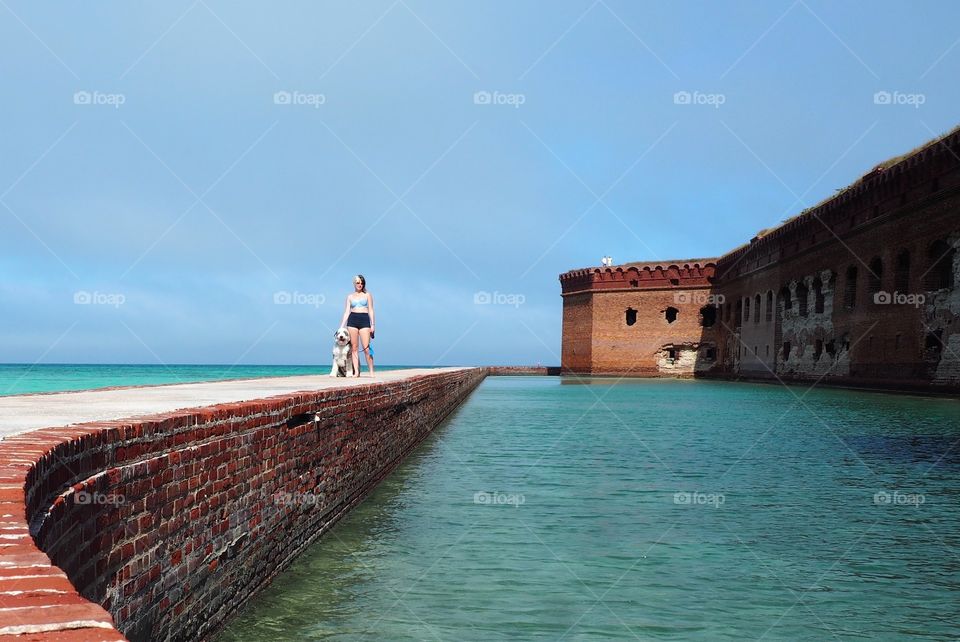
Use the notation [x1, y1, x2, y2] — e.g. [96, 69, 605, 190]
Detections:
[330, 328, 355, 377]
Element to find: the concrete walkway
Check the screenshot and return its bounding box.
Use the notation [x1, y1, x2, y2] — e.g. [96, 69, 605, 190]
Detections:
[0, 368, 473, 439]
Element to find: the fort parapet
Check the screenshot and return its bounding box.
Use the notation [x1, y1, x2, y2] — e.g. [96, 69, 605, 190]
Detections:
[560, 125, 960, 391]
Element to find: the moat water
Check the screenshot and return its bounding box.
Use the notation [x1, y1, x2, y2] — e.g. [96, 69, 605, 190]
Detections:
[216, 376, 960, 640]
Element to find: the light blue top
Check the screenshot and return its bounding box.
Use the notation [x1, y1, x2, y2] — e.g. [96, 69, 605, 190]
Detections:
[350, 296, 368, 309]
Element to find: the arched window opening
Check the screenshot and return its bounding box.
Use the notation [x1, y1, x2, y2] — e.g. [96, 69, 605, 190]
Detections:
[796, 282, 809, 317]
[700, 305, 717, 328]
[765, 291, 774, 322]
[780, 286, 792, 311]
[867, 257, 883, 294]
[625, 308, 637, 326]
[926, 240, 955, 290]
[743, 297, 750, 324]
[735, 299, 743, 328]
[813, 278, 824, 314]
[754, 294, 761, 323]
[844, 266, 858, 309]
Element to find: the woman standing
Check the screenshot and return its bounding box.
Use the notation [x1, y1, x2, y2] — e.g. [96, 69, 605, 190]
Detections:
[339, 274, 375, 377]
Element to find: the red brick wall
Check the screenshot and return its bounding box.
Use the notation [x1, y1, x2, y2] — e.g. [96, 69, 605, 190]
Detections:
[0, 368, 485, 641]
[560, 261, 720, 375]
[560, 293, 593, 373]
[560, 127, 960, 391]
[585, 288, 720, 376]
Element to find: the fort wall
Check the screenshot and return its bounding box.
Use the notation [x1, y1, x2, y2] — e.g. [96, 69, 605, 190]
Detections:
[560, 126, 960, 391]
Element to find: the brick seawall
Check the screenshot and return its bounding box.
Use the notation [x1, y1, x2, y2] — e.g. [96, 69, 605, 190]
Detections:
[0, 367, 497, 641]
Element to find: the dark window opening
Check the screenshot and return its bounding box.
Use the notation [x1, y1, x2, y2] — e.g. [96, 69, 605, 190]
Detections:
[743, 297, 750, 323]
[895, 250, 910, 292]
[630, 279, 639, 287]
[781, 286, 792, 310]
[844, 266, 858, 309]
[783, 342, 791, 360]
[667, 347, 678, 361]
[814, 339, 823, 360]
[925, 330, 943, 354]
[670, 278, 680, 286]
[894, 334, 901, 350]
[754, 294, 761, 323]
[704, 347, 716, 360]
[700, 305, 717, 328]
[665, 307, 679, 324]
[765, 345, 770, 356]
[796, 282, 809, 317]
[754, 346, 758, 355]
[735, 299, 743, 328]
[926, 240, 955, 290]
[826, 340, 836, 357]
[867, 257, 883, 294]
[765, 291, 773, 322]
[812, 278, 824, 313]
[625, 308, 637, 326]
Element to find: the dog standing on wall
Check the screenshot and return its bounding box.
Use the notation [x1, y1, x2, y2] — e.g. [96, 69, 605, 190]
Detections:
[330, 328, 355, 377]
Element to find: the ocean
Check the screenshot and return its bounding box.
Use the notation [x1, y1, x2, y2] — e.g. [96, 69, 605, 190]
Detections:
[0, 363, 414, 396]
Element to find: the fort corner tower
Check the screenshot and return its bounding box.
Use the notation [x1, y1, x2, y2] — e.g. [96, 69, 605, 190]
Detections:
[559, 259, 721, 376]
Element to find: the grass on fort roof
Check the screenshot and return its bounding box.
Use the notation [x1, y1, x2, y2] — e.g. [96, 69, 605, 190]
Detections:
[724, 123, 960, 252]
[772, 122, 960, 228]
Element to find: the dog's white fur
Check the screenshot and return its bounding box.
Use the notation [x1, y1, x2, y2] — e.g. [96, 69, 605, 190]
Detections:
[330, 328, 355, 377]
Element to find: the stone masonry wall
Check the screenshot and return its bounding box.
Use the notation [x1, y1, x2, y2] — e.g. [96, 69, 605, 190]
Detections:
[0, 368, 486, 641]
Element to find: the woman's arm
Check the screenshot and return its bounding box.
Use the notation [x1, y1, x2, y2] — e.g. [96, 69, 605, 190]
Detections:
[368, 293, 375, 334]
[340, 296, 350, 328]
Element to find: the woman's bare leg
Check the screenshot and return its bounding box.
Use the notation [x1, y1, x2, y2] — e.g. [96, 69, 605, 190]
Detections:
[348, 327, 360, 376]
[359, 328, 374, 375]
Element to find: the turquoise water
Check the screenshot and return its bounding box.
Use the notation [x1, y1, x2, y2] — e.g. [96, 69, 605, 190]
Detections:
[218, 376, 960, 641]
[0, 364, 413, 396]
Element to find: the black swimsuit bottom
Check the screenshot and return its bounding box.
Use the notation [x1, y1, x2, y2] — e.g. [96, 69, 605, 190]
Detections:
[347, 312, 371, 329]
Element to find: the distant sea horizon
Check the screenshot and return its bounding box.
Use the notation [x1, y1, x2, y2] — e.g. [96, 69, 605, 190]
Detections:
[0, 363, 447, 396]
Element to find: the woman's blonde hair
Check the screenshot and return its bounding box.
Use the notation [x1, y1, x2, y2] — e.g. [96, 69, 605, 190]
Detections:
[354, 274, 367, 292]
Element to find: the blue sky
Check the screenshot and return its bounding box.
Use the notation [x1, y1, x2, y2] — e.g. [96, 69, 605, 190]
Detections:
[1, 1, 958, 366]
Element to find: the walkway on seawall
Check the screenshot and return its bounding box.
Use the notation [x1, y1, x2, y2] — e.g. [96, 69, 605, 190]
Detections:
[0, 369, 466, 439]
[0, 367, 487, 641]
